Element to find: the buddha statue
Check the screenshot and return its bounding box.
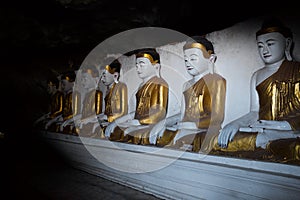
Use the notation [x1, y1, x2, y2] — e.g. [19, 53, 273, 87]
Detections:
[105, 48, 169, 145]
[45, 70, 76, 133]
[150, 36, 226, 153]
[34, 75, 63, 129]
[67, 66, 103, 138]
[217, 18, 300, 163]
[95, 58, 128, 140]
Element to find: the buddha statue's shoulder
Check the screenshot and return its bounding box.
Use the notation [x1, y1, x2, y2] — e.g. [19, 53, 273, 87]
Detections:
[202, 73, 226, 86]
[278, 60, 300, 81]
[55, 90, 64, 96]
[150, 76, 168, 87]
[116, 81, 127, 88]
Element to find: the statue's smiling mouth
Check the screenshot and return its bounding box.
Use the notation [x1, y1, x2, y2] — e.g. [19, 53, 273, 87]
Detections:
[263, 54, 271, 58]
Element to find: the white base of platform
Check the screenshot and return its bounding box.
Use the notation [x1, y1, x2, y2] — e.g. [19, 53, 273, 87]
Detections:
[40, 131, 300, 200]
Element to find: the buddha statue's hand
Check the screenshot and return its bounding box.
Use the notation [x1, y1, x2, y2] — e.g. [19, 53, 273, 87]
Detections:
[100, 121, 109, 127]
[97, 113, 107, 121]
[218, 123, 240, 148]
[249, 120, 292, 131]
[105, 121, 116, 138]
[60, 119, 72, 131]
[45, 121, 51, 130]
[124, 125, 150, 136]
[45, 116, 61, 130]
[117, 119, 140, 128]
[34, 113, 49, 126]
[256, 129, 300, 149]
[149, 119, 166, 144]
[80, 117, 98, 125]
[92, 123, 100, 133]
[62, 119, 71, 127]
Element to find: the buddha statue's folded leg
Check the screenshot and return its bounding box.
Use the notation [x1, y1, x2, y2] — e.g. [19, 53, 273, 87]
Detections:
[62, 123, 74, 135]
[172, 133, 197, 151]
[209, 132, 278, 160]
[73, 125, 79, 136]
[141, 130, 150, 145]
[156, 129, 177, 147]
[109, 126, 122, 141]
[47, 122, 59, 132]
[267, 137, 300, 163]
[192, 132, 207, 153]
[128, 127, 151, 145]
[212, 131, 258, 152]
[94, 125, 105, 139]
[126, 130, 141, 144]
[109, 126, 128, 142]
[36, 119, 49, 130]
[171, 132, 208, 152]
[79, 123, 99, 138]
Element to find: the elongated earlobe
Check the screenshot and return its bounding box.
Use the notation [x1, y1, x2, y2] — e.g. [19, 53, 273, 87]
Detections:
[285, 50, 292, 61]
[113, 72, 119, 83]
[155, 63, 161, 77]
[285, 38, 293, 61]
[209, 54, 217, 63]
[208, 54, 216, 74]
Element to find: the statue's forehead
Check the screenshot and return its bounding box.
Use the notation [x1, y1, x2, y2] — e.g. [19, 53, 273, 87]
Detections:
[184, 48, 203, 56]
[257, 32, 285, 41]
[136, 57, 151, 63]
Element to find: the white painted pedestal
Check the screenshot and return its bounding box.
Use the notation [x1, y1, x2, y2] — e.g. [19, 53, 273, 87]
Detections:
[41, 131, 300, 200]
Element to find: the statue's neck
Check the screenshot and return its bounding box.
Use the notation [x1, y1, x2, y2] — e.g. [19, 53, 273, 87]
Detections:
[86, 87, 94, 93]
[193, 69, 210, 83]
[264, 58, 285, 70]
[65, 89, 73, 95]
[107, 82, 115, 90]
[141, 74, 156, 85]
[50, 89, 57, 96]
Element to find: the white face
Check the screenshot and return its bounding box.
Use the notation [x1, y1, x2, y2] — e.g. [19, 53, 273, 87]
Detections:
[81, 72, 95, 89]
[183, 48, 208, 76]
[47, 82, 56, 94]
[61, 79, 73, 92]
[256, 32, 287, 65]
[135, 57, 156, 79]
[101, 69, 115, 86]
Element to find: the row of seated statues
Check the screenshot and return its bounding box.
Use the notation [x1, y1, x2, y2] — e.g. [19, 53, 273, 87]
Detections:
[34, 18, 300, 165]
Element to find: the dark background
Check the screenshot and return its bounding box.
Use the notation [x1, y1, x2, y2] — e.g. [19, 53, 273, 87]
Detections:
[0, 0, 299, 199]
[1, 0, 299, 138]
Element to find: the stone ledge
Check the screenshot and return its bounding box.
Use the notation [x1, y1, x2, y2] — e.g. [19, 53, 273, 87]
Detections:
[41, 131, 300, 200]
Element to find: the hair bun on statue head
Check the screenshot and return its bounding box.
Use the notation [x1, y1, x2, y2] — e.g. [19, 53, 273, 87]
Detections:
[47, 75, 59, 88]
[106, 59, 121, 74]
[125, 48, 160, 64]
[256, 17, 292, 38]
[81, 65, 99, 78]
[184, 35, 214, 59]
[61, 70, 76, 82]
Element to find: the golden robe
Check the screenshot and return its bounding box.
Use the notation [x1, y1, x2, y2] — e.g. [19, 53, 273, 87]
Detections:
[102, 82, 128, 140]
[258, 60, 300, 162]
[59, 91, 80, 134]
[49, 91, 64, 118]
[157, 73, 226, 152]
[134, 76, 168, 125]
[215, 60, 300, 164]
[104, 82, 128, 123]
[111, 76, 168, 144]
[48, 91, 76, 133]
[37, 90, 64, 130]
[77, 90, 103, 137]
[81, 90, 102, 119]
[257, 60, 300, 130]
[63, 91, 76, 121]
